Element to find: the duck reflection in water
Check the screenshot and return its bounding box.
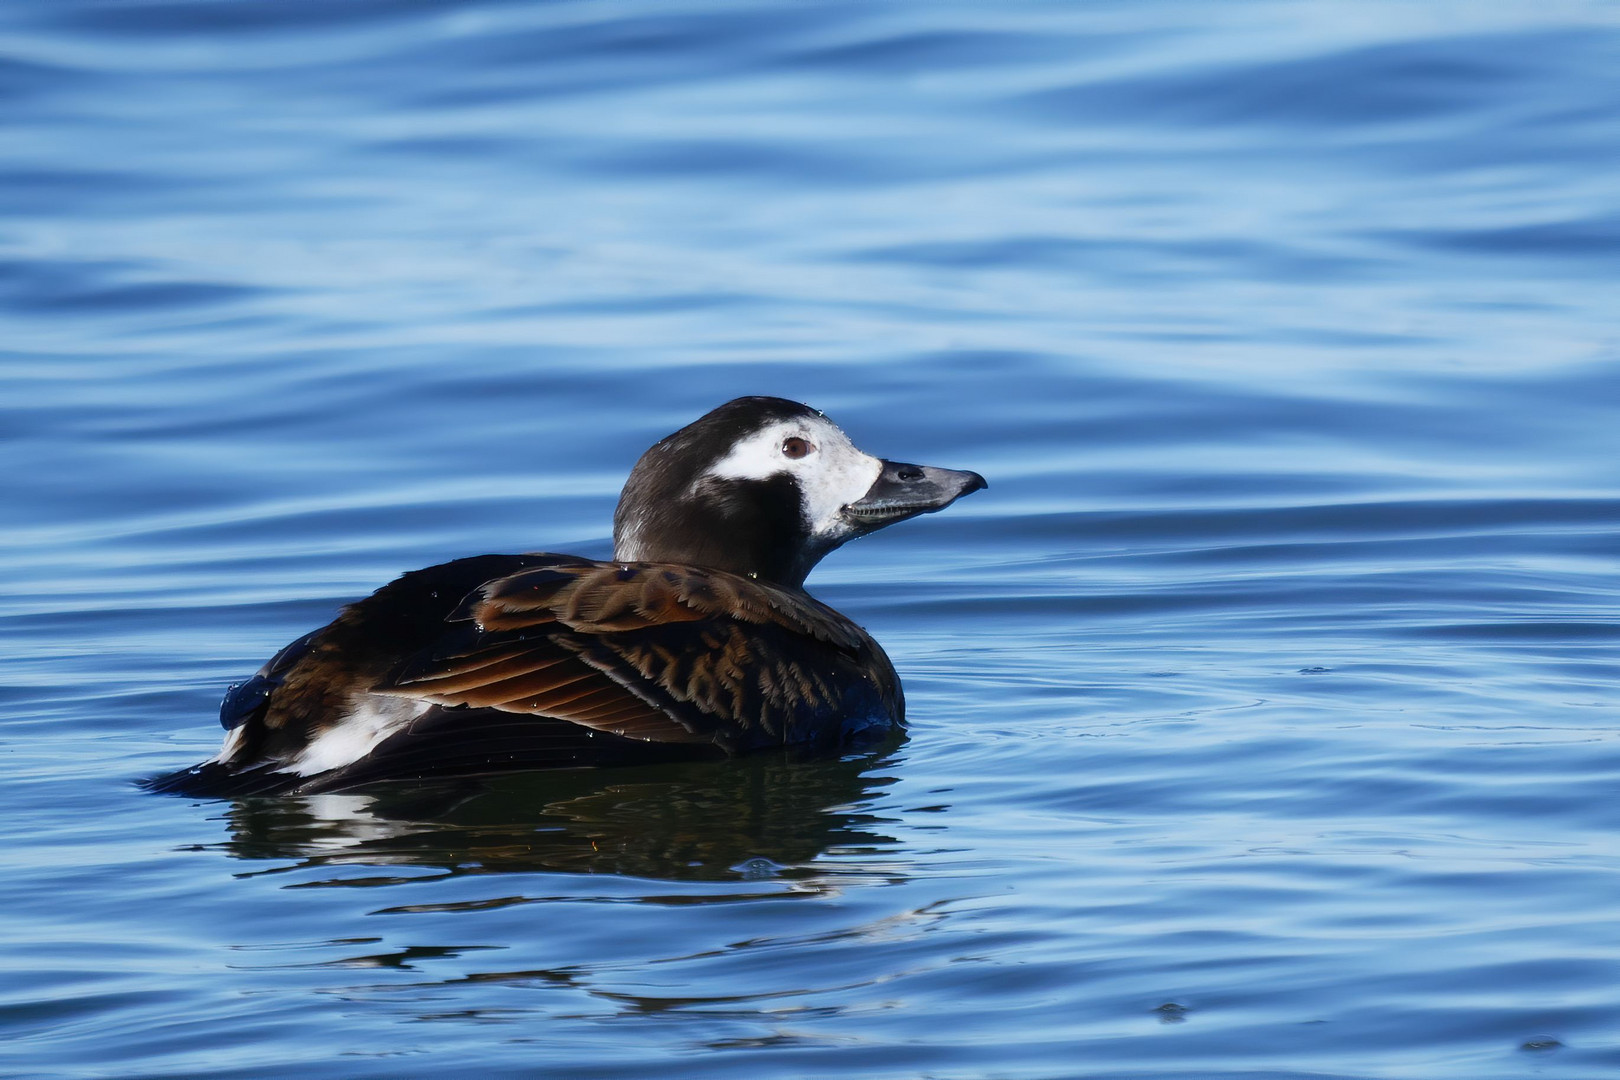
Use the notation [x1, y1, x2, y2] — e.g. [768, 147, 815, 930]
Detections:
[211, 746, 905, 884]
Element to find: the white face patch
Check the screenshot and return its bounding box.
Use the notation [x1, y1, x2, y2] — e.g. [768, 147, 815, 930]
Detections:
[703, 416, 883, 543]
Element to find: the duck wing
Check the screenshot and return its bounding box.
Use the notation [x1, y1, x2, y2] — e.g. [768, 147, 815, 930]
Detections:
[377, 560, 897, 752]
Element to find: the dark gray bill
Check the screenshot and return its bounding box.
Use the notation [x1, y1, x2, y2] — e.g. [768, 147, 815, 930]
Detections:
[841, 460, 987, 529]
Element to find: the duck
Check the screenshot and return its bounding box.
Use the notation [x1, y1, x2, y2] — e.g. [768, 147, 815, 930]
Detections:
[149, 396, 985, 797]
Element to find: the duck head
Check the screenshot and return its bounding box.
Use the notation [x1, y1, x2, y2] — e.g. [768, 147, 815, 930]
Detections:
[613, 396, 986, 588]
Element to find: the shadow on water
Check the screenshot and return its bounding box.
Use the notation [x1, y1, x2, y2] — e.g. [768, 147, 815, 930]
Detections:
[200, 742, 906, 885]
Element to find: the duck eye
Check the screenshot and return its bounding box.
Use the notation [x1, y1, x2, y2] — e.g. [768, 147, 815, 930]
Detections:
[781, 436, 814, 460]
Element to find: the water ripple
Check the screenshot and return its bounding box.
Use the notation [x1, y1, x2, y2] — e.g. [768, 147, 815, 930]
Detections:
[4, 2, 1620, 1078]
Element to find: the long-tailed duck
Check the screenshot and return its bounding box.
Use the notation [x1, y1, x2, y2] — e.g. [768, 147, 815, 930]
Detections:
[150, 396, 985, 796]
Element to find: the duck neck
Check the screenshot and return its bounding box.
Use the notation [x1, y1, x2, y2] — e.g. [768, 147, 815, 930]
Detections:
[613, 475, 819, 589]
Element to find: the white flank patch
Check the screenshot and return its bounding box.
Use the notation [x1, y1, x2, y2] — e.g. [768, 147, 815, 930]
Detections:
[208, 723, 247, 765]
[281, 698, 430, 777]
[704, 416, 882, 542]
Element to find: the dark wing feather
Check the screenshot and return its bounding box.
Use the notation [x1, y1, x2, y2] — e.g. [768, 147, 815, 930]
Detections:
[376, 561, 894, 752]
[379, 603, 706, 744]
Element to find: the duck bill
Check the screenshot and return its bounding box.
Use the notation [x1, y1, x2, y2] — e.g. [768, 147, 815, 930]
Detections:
[841, 460, 987, 531]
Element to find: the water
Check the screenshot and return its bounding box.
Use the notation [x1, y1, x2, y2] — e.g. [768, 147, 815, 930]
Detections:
[3, 1, 1619, 1077]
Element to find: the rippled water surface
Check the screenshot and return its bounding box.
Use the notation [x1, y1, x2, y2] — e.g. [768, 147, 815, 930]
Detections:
[4, 2, 1620, 1077]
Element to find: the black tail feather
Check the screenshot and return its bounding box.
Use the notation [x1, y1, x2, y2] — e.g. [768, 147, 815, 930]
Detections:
[141, 760, 303, 798]
[143, 707, 726, 799]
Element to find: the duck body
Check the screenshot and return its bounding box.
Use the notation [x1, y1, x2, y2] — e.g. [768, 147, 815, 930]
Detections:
[152, 397, 983, 796]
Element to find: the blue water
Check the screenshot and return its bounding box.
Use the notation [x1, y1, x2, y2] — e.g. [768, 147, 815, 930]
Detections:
[3, 2, 1619, 1077]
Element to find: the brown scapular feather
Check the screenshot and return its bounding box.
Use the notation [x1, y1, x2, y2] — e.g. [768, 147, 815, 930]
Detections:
[371, 559, 894, 751]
